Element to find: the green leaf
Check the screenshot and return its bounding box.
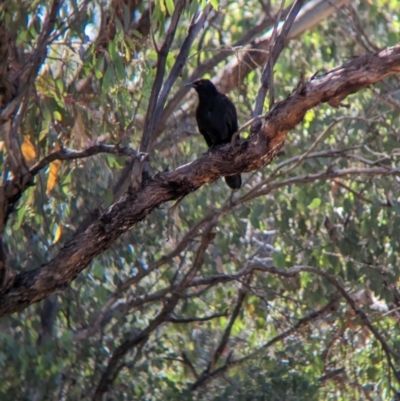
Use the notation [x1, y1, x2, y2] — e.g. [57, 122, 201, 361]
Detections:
[56, 78, 64, 95]
[122, 3, 131, 32]
[273, 250, 285, 268]
[308, 198, 321, 210]
[114, 53, 126, 81]
[60, 330, 73, 345]
[115, 17, 124, 36]
[92, 264, 104, 280]
[108, 40, 118, 62]
[53, 110, 62, 121]
[95, 54, 105, 79]
[39, 109, 51, 140]
[131, 30, 142, 39]
[101, 65, 114, 99]
[165, 0, 175, 15]
[188, 0, 199, 16]
[210, 0, 219, 9]
[250, 203, 264, 228]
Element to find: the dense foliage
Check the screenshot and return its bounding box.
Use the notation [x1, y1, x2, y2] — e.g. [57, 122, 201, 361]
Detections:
[1, 0, 400, 400]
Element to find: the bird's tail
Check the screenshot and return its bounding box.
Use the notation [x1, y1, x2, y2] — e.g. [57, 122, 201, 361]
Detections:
[224, 174, 241, 189]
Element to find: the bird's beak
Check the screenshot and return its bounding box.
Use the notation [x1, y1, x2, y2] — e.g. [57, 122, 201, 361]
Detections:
[184, 81, 195, 88]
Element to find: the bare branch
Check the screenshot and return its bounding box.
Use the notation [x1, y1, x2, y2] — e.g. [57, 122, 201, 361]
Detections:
[181, 352, 199, 379]
[166, 310, 228, 324]
[152, 3, 213, 137]
[319, 367, 345, 382]
[209, 285, 248, 371]
[253, 0, 305, 119]
[29, 144, 142, 176]
[241, 166, 400, 205]
[140, 0, 186, 152]
[191, 295, 340, 390]
[245, 263, 400, 361]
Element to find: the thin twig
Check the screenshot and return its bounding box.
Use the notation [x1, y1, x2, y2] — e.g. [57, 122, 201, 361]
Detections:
[166, 310, 228, 324]
[209, 285, 248, 371]
[30, 144, 142, 176]
[191, 295, 340, 390]
[152, 3, 212, 139]
[252, 0, 305, 120]
[140, 0, 186, 152]
[181, 352, 199, 379]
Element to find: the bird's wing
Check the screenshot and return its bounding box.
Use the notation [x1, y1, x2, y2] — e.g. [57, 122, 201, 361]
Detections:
[196, 109, 214, 147]
[222, 95, 238, 136]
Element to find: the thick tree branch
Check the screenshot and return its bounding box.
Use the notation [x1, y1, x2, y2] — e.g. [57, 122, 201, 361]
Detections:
[77, 140, 391, 341]
[2, 144, 144, 226]
[73, 211, 216, 341]
[0, 45, 399, 317]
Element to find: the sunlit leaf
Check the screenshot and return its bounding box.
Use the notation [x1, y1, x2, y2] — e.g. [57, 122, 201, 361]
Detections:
[53, 225, 62, 243]
[21, 136, 37, 164]
[46, 143, 62, 194]
[165, 0, 175, 15]
[210, 0, 219, 10]
[308, 198, 321, 210]
[53, 110, 62, 121]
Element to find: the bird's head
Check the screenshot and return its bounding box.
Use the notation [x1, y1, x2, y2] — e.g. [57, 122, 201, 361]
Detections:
[185, 79, 218, 96]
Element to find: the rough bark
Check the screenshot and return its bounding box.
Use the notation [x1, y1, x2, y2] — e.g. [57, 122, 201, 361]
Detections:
[0, 44, 399, 317]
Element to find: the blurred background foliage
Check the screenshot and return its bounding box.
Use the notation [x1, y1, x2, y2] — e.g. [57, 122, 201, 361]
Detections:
[1, 0, 400, 399]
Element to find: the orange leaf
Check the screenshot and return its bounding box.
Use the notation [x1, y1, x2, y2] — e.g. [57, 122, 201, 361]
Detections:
[21, 136, 37, 164]
[53, 225, 62, 243]
[46, 143, 62, 194]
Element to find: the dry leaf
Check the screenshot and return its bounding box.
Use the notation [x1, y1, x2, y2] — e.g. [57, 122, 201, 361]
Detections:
[53, 225, 62, 243]
[21, 136, 37, 164]
[46, 143, 62, 194]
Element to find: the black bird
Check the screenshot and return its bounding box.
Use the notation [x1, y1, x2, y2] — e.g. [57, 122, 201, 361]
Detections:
[186, 79, 241, 189]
